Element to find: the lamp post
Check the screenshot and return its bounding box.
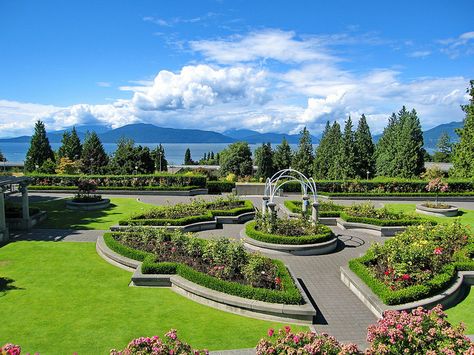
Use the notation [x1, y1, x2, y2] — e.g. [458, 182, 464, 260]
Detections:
[366, 170, 370, 180]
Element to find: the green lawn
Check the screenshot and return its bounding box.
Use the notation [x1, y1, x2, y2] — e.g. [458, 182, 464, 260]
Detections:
[0, 242, 306, 354]
[32, 197, 155, 230]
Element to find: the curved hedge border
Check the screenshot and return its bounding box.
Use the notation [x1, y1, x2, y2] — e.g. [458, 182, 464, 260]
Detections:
[103, 233, 303, 305]
[283, 200, 343, 217]
[349, 245, 474, 305]
[245, 221, 334, 245]
[339, 211, 434, 227]
[119, 200, 254, 226]
[29, 185, 200, 191]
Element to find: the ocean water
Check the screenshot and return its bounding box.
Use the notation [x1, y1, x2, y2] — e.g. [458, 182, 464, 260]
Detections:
[0, 142, 304, 165]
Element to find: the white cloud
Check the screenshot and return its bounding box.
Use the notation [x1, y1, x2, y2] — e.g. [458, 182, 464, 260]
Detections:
[438, 31, 474, 58]
[408, 50, 431, 58]
[96, 81, 112, 87]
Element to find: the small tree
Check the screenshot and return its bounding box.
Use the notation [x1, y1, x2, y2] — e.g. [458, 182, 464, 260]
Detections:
[425, 178, 449, 206]
[219, 142, 253, 178]
[151, 144, 168, 172]
[354, 114, 375, 179]
[55, 157, 79, 174]
[184, 148, 193, 165]
[25, 120, 55, 172]
[108, 138, 136, 174]
[0, 148, 5, 162]
[80, 132, 108, 174]
[273, 137, 292, 172]
[255, 143, 274, 180]
[291, 127, 314, 177]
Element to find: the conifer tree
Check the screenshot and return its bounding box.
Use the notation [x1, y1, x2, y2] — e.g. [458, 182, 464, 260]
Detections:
[210, 151, 215, 160]
[354, 114, 375, 179]
[340, 116, 357, 179]
[396, 107, 424, 178]
[326, 122, 343, 180]
[184, 148, 193, 165]
[273, 137, 292, 172]
[0, 149, 5, 162]
[25, 120, 55, 172]
[375, 113, 399, 177]
[69, 127, 82, 160]
[291, 127, 314, 177]
[151, 144, 168, 172]
[108, 138, 137, 174]
[57, 131, 71, 159]
[219, 142, 253, 177]
[433, 132, 452, 162]
[256, 143, 274, 179]
[452, 80, 474, 178]
[80, 131, 108, 174]
[313, 122, 331, 179]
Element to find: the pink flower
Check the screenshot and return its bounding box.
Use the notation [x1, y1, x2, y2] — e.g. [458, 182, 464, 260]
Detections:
[434, 247, 443, 255]
[401, 274, 410, 281]
[284, 326, 291, 334]
[267, 328, 274, 337]
[293, 335, 300, 344]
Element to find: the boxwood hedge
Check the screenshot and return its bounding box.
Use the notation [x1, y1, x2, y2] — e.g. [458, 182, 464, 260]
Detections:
[103, 232, 303, 305]
[339, 211, 434, 227]
[283, 200, 343, 217]
[206, 181, 235, 194]
[245, 221, 334, 245]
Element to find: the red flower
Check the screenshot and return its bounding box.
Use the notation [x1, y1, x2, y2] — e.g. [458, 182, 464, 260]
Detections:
[275, 277, 282, 285]
[267, 328, 274, 337]
[384, 270, 390, 276]
[434, 247, 443, 255]
[401, 274, 411, 281]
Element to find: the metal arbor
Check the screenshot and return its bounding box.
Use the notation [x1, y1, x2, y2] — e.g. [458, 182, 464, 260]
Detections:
[262, 168, 319, 223]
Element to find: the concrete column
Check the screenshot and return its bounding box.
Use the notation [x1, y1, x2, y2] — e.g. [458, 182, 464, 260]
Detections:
[302, 195, 309, 214]
[267, 202, 277, 225]
[312, 202, 319, 225]
[20, 183, 30, 228]
[261, 195, 270, 214]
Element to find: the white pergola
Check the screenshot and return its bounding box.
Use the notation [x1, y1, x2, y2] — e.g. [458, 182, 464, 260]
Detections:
[0, 176, 31, 243]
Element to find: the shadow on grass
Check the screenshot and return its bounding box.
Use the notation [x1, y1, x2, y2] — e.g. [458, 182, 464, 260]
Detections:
[0, 277, 22, 296]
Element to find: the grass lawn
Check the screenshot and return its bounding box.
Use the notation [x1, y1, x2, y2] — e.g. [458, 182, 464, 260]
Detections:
[32, 197, 155, 230]
[0, 242, 307, 354]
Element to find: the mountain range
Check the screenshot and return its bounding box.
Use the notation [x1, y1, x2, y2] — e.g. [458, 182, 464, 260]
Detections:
[0, 121, 462, 149]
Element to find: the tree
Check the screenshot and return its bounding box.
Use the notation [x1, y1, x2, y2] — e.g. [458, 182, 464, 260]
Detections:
[151, 144, 168, 172]
[433, 132, 453, 162]
[375, 113, 399, 177]
[68, 127, 82, 160]
[57, 131, 71, 159]
[0, 149, 5, 162]
[184, 148, 193, 165]
[291, 127, 314, 177]
[313, 122, 331, 179]
[340, 116, 357, 179]
[55, 157, 79, 174]
[108, 138, 151, 174]
[452, 80, 474, 178]
[273, 137, 292, 172]
[255, 143, 274, 179]
[135, 146, 155, 174]
[219, 142, 253, 177]
[354, 114, 375, 179]
[81, 131, 108, 174]
[326, 122, 343, 180]
[25, 120, 55, 172]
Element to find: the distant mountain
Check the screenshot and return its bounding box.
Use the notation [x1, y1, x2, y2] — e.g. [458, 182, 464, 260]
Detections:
[223, 129, 260, 139]
[223, 129, 320, 144]
[423, 121, 462, 149]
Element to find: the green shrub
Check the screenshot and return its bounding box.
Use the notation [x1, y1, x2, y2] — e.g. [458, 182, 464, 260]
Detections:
[206, 181, 235, 194]
[29, 185, 200, 191]
[283, 200, 343, 217]
[339, 212, 430, 226]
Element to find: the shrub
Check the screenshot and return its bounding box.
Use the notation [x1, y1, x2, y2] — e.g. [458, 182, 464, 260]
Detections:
[206, 180, 235, 194]
[110, 329, 208, 355]
[284, 200, 344, 217]
[366, 305, 474, 354]
[1, 343, 22, 355]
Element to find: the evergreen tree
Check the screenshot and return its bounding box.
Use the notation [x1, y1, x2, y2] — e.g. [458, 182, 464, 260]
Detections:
[291, 127, 314, 177]
[57, 131, 71, 159]
[396, 108, 424, 178]
[452, 80, 474, 178]
[25, 120, 55, 172]
[81, 131, 108, 174]
[210, 151, 215, 160]
[219, 142, 253, 177]
[273, 137, 292, 172]
[135, 146, 155, 174]
[354, 114, 375, 179]
[108, 138, 137, 174]
[433, 132, 453, 162]
[313, 122, 331, 179]
[151, 144, 168, 172]
[326, 122, 343, 180]
[340, 116, 357, 179]
[256, 143, 274, 179]
[69, 127, 82, 160]
[0, 148, 6, 162]
[184, 148, 193, 165]
[375, 113, 400, 177]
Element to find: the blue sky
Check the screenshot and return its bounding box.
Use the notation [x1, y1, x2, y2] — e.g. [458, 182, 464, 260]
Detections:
[0, 0, 473, 137]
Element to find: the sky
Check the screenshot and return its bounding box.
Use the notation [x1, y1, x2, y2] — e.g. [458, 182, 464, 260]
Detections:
[0, 0, 473, 138]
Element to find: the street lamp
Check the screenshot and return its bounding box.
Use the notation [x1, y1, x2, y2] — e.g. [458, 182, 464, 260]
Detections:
[366, 170, 370, 180]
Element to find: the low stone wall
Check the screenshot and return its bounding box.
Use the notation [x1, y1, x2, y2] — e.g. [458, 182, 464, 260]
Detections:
[6, 211, 47, 230]
[336, 218, 406, 237]
[340, 265, 474, 318]
[235, 183, 268, 196]
[66, 199, 110, 211]
[415, 204, 459, 217]
[96, 234, 316, 324]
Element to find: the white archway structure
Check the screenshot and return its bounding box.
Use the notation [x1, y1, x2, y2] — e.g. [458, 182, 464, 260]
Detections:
[262, 168, 319, 223]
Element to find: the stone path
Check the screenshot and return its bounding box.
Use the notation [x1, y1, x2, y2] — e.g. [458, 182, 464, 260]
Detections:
[11, 228, 102, 242]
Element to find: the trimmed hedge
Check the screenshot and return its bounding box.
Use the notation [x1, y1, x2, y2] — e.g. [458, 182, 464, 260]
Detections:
[206, 181, 235, 194]
[280, 178, 474, 193]
[283, 200, 343, 217]
[320, 192, 474, 197]
[349, 248, 474, 305]
[245, 221, 334, 245]
[29, 185, 200, 191]
[104, 233, 303, 305]
[339, 211, 433, 227]
[119, 200, 255, 226]
[27, 173, 207, 189]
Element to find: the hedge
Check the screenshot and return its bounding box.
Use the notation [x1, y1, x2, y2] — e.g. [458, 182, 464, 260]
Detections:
[283, 200, 343, 217]
[320, 192, 474, 197]
[27, 173, 207, 189]
[349, 248, 474, 305]
[280, 178, 474, 193]
[206, 181, 235, 194]
[29, 185, 200, 191]
[119, 200, 255, 226]
[245, 221, 334, 245]
[104, 233, 303, 305]
[339, 212, 434, 227]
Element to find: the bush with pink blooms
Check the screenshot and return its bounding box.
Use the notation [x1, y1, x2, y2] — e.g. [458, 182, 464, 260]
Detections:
[1, 344, 21, 355]
[255, 326, 361, 355]
[366, 305, 474, 354]
[425, 178, 449, 206]
[109, 329, 208, 355]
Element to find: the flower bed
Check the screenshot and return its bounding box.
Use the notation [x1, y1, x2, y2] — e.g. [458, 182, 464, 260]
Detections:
[340, 202, 431, 227]
[283, 200, 344, 217]
[118, 196, 254, 226]
[103, 229, 303, 305]
[349, 222, 474, 305]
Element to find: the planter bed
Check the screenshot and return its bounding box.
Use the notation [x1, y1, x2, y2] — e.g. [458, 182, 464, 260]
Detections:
[242, 221, 337, 255]
[97, 233, 316, 324]
[416, 203, 459, 217]
[66, 198, 111, 211]
[343, 222, 474, 317]
[319, 192, 474, 201]
[281, 200, 342, 226]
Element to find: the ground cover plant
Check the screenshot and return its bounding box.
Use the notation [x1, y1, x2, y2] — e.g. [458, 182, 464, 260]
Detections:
[340, 202, 432, 226]
[0, 241, 306, 354]
[32, 197, 155, 230]
[284, 199, 344, 217]
[350, 221, 474, 305]
[245, 211, 334, 245]
[105, 228, 303, 304]
[119, 195, 254, 226]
